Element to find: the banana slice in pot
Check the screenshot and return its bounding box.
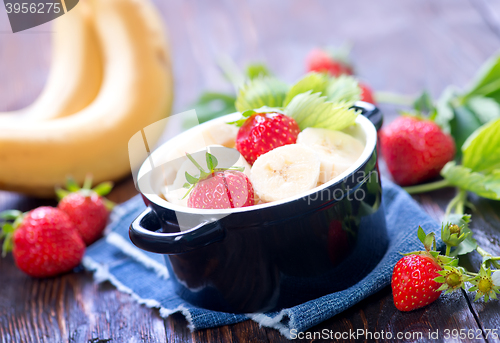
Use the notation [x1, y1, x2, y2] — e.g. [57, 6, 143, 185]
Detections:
[250, 144, 320, 203]
[297, 128, 364, 184]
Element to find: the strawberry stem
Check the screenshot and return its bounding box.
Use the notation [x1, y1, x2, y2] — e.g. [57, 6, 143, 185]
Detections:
[445, 245, 451, 257]
[404, 179, 451, 194]
[444, 190, 467, 218]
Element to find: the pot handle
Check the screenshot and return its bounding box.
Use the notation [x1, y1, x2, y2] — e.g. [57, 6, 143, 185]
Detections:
[353, 101, 383, 131]
[129, 207, 225, 254]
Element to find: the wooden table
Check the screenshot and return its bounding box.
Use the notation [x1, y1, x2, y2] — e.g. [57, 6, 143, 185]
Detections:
[1, 0, 500, 341]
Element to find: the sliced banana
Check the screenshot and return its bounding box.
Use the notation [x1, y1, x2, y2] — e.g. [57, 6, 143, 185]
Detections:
[164, 145, 251, 206]
[201, 122, 239, 148]
[297, 128, 364, 183]
[250, 144, 320, 203]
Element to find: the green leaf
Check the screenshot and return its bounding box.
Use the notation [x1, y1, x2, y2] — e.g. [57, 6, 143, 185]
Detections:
[185, 172, 198, 185]
[92, 182, 114, 197]
[441, 162, 500, 200]
[188, 92, 237, 127]
[413, 90, 435, 114]
[446, 213, 477, 257]
[464, 52, 500, 103]
[417, 226, 426, 245]
[56, 188, 70, 201]
[246, 63, 271, 80]
[2, 223, 15, 234]
[235, 77, 289, 113]
[0, 210, 22, 221]
[462, 118, 500, 173]
[466, 96, 500, 124]
[284, 91, 359, 131]
[83, 175, 94, 190]
[325, 75, 361, 105]
[433, 86, 456, 133]
[206, 152, 218, 171]
[283, 72, 329, 107]
[66, 177, 81, 192]
[450, 105, 482, 152]
[183, 183, 191, 189]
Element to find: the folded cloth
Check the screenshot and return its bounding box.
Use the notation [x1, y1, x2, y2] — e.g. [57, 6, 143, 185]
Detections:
[83, 178, 442, 339]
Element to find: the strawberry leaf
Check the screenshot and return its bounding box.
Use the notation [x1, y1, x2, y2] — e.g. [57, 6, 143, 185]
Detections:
[183, 183, 191, 189]
[464, 52, 500, 103]
[413, 90, 435, 114]
[417, 226, 427, 245]
[185, 172, 198, 185]
[92, 182, 114, 197]
[283, 72, 329, 107]
[325, 75, 361, 105]
[188, 92, 237, 127]
[441, 162, 500, 200]
[0, 210, 22, 221]
[66, 177, 81, 192]
[467, 97, 500, 124]
[206, 152, 218, 171]
[462, 117, 500, 173]
[246, 63, 271, 80]
[284, 91, 359, 131]
[433, 86, 456, 134]
[82, 175, 93, 190]
[235, 77, 289, 113]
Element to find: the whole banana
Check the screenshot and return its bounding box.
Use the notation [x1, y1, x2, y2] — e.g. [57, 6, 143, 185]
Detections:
[0, 1, 102, 122]
[0, 0, 174, 197]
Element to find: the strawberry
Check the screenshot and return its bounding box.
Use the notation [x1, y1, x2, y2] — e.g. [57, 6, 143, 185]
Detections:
[235, 112, 300, 165]
[391, 254, 443, 311]
[188, 171, 254, 209]
[57, 176, 114, 245]
[305, 48, 353, 76]
[183, 152, 255, 209]
[359, 82, 375, 104]
[379, 116, 456, 186]
[0, 207, 85, 278]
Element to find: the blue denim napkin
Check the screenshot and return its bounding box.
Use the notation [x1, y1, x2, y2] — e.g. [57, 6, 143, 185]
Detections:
[83, 178, 441, 339]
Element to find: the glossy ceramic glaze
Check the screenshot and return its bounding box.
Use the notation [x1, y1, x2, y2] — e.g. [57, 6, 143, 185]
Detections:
[130, 102, 388, 313]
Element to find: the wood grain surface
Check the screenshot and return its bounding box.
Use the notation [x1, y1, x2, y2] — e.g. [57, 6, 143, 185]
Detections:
[1, 0, 500, 342]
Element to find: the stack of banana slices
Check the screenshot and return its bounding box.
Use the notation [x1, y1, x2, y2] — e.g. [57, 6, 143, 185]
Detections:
[251, 128, 364, 203]
[0, 0, 173, 197]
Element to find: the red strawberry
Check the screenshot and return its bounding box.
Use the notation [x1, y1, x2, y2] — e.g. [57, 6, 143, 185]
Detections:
[379, 116, 456, 186]
[236, 112, 300, 165]
[57, 177, 114, 245]
[359, 82, 375, 104]
[188, 170, 254, 209]
[183, 151, 255, 209]
[1, 207, 85, 278]
[306, 48, 353, 76]
[391, 254, 443, 311]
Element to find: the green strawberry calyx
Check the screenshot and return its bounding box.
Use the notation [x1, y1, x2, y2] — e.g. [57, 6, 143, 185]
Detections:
[0, 210, 25, 257]
[181, 151, 245, 200]
[55, 175, 115, 211]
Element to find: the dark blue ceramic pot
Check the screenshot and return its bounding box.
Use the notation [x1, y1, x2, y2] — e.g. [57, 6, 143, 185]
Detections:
[129, 102, 388, 313]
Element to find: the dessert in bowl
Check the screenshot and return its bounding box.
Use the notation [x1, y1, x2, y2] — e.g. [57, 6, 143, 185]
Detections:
[130, 102, 388, 313]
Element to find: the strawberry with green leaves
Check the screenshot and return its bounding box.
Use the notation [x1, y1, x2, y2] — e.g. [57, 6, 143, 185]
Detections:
[234, 111, 300, 165]
[184, 152, 255, 209]
[57, 176, 114, 245]
[0, 207, 85, 278]
[391, 227, 447, 311]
